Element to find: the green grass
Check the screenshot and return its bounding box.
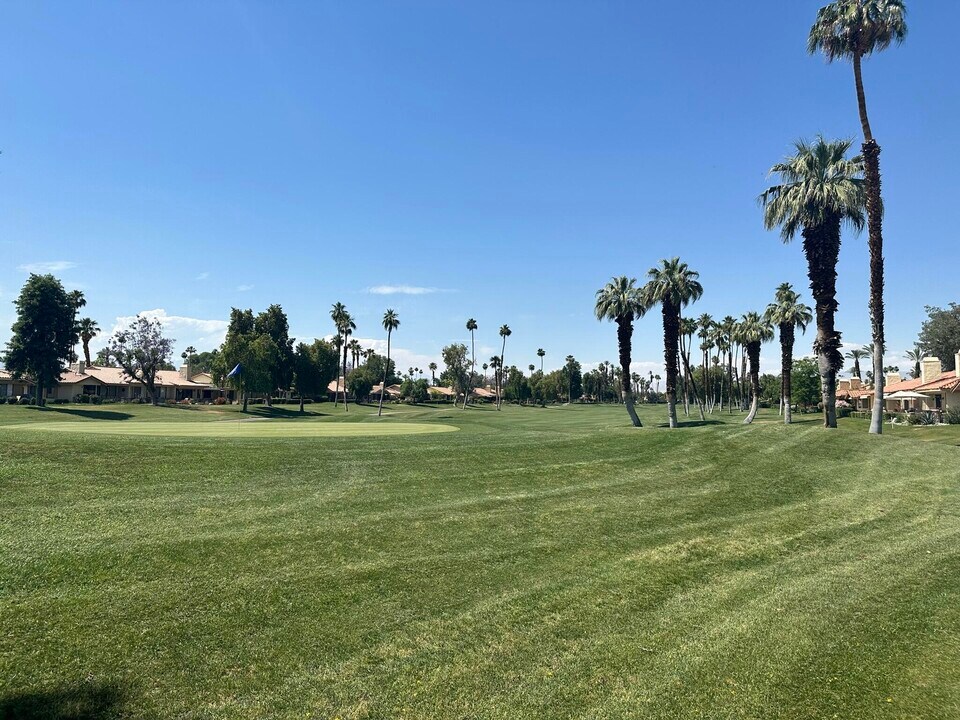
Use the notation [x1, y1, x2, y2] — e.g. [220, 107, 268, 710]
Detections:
[2, 401, 959, 719]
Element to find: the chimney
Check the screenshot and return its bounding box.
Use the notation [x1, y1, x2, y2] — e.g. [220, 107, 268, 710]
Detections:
[921, 357, 942, 385]
[77, 360, 86, 375]
[179, 364, 189, 379]
[955, 351, 960, 377]
[850, 377, 862, 390]
[838, 379, 851, 393]
[885, 371, 902, 386]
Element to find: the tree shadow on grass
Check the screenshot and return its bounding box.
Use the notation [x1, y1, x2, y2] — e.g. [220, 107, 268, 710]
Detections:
[244, 406, 328, 419]
[0, 681, 135, 719]
[26, 407, 133, 421]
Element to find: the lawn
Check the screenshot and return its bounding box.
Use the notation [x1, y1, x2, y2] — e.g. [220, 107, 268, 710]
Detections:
[1, 401, 959, 719]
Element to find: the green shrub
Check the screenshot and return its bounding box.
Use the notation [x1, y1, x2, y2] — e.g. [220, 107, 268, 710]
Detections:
[6, 397, 16, 405]
[943, 408, 960, 425]
[17, 396, 31, 405]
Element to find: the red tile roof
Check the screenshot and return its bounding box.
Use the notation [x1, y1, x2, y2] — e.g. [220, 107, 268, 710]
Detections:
[915, 370, 960, 393]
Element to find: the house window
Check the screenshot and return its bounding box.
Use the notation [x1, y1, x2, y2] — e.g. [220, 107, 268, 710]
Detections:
[936, 394, 943, 410]
[0, 384, 8, 397]
[82, 385, 98, 396]
[132, 386, 142, 399]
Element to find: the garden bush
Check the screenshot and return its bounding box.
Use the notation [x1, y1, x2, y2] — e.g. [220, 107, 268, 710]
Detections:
[943, 408, 960, 425]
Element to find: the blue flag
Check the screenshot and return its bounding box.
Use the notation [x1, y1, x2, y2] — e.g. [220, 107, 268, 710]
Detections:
[227, 363, 242, 379]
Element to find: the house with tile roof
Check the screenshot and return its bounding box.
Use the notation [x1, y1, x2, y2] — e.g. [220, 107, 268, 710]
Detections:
[0, 370, 34, 400]
[48, 361, 223, 403]
[843, 352, 960, 415]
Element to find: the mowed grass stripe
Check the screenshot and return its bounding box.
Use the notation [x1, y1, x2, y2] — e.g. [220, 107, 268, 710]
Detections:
[6, 419, 459, 438]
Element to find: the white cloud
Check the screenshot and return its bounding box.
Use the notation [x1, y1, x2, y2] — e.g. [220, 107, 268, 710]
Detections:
[195, 272, 210, 281]
[236, 284, 254, 292]
[18, 260, 77, 274]
[97, 308, 229, 356]
[367, 285, 443, 296]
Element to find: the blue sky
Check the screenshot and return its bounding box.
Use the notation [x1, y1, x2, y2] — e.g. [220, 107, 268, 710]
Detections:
[2, 1, 957, 376]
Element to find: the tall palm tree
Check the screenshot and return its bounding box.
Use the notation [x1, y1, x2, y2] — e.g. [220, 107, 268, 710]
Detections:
[497, 325, 511, 410]
[760, 136, 865, 428]
[845, 348, 868, 378]
[641, 258, 703, 428]
[678, 316, 703, 419]
[809, 0, 907, 436]
[464, 318, 478, 409]
[537, 348, 545, 373]
[429, 362, 437, 386]
[739, 312, 775, 424]
[765, 283, 813, 424]
[330, 303, 348, 408]
[482, 362, 489, 385]
[377, 309, 400, 416]
[595, 276, 646, 427]
[696, 313, 714, 411]
[905, 345, 926, 379]
[77, 317, 100, 366]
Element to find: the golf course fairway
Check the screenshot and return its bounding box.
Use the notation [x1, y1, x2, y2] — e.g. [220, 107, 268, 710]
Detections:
[8, 419, 459, 438]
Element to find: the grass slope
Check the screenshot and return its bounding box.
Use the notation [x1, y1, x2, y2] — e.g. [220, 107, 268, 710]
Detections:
[1, 402, 959, 719]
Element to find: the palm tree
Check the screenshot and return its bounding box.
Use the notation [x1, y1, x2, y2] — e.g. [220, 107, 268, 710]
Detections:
[809, 0, 907, 436]
[77, 317, 100, 366]
[537, 348, 545, 373]
[766, 283, 813, 424]
[845, 348, 868, 378]
[738, 312, 775, 424]
[429, 362, 437, 386]
[905, 345, 926, 379]
[378, 309, 400, 416]
[565, 355, 576, 403]
[760, 136, 865, 428]
[497, 325, 511, 410]
[339, 315, 356, 411]
[464, 318, 478, 408]
[482, 362, 489, 385]
[181, 345, 197, 379]
[488, 356, 501, 399]
[641, 258, 703, 428]
[678, 316, 704, 420]
[330, 303, 348, 408]
[595, 276, 646, 427]
[696, 313, 714, 411]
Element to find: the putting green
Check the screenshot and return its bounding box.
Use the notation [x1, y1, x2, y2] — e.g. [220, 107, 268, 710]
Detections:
[10, 420, 459, 438]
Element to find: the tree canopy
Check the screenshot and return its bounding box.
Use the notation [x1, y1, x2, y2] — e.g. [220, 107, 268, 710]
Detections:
[919, 304, 960, 371]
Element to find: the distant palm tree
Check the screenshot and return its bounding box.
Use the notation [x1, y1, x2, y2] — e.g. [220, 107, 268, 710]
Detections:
[429, 362, 437, 385]
[482, 362, 489, 385]
[488, 356, 501, 398]
[809, 0, 907, 436]
[528, 364, 535, 374]
[905, 346, 926, 379]
[595, 276, 646, 427]
[845, 348, 868, 379]
[738, 312, 775, 424]
[330, 303, 348, 408]
[696, 313, 714, 411]
[766, 283, 813, 424]
[378, 309, 400, 416]
[77, 317, 100, 366]
[497, 325, 511, 410]
[339, 315, 356, 411]
[181, 345, 197, 379]
[565, 355, 576, 403]
[760, 136, 865, 428]
[464, 318, 478, 408]
[537, 348, 545, 373]
[641, 258, 703, 428]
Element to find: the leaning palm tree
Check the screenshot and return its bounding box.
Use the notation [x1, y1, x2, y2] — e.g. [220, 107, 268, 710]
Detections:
[464, 318, 478, 408]
[766, 283, 813, 424]
[641, 258, 703, 428]
[497, 325, 511, 410]
[760, 136, 865, 428]
[809, 0, 907, 435]
[905, 345, 926, 379]
[845, 348, 868, 378]
[537, 348, 545, 373]
[739, 312, 775, 424]
[377, 309, 399, 416]
[595, 276, 646, 427]
[77, 317, 100, 365]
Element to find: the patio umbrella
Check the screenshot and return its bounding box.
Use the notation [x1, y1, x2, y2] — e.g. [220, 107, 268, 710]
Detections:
[884, 390, 929, 400]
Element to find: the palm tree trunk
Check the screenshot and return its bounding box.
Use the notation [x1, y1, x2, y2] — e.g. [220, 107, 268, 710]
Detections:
[497, 339, 506, 410]
[463, 330, 474, 410]
[852, 59, 886, 434]
[617, 317, 642, 427]
[744, 342, 761, 424]
[780, 323, 794, 425]
[341, 344, 349, 412]
[803, 220, 843, 428]
[378, 330, 390, 417]
[663, 301, 679, 428]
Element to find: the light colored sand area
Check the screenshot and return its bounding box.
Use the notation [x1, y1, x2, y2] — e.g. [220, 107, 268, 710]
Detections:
[7, 420, 459, 438]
